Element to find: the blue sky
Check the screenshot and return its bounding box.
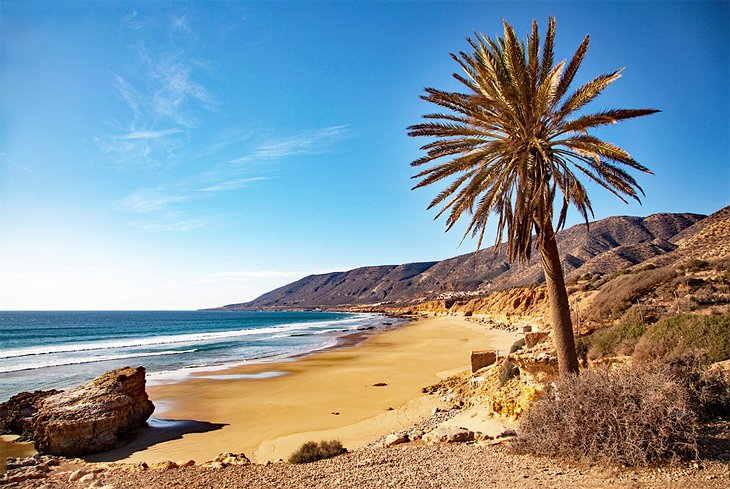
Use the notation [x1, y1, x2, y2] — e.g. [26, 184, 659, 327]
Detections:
[1, 1, 728, 310]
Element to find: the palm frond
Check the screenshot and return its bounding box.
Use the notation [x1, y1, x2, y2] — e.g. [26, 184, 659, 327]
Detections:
[408, 17, 658, 261]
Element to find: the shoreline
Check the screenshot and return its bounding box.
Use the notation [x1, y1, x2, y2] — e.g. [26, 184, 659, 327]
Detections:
[84, 315, 517, 464]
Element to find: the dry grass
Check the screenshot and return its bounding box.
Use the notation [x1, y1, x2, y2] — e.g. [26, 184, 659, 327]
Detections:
[288, 440, 347, 464]
[513, 364, 700, 466]
[584, 266, 676, 323]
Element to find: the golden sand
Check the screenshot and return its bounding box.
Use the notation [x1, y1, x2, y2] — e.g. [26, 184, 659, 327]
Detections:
[103, 316, 516, 464]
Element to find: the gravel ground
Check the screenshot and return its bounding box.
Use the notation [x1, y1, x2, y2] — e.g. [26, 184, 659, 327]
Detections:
[9, 442, 730, 489]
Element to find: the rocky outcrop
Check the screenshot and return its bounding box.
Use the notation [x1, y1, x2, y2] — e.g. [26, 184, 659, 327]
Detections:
[0, 389, 60, 440]
[422, 426, 476, 444]
[510, 348, 560, 385]
[0, 366, 155, 456]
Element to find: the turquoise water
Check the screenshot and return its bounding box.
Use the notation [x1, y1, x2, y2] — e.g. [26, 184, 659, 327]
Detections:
[0, 311, 393, 401]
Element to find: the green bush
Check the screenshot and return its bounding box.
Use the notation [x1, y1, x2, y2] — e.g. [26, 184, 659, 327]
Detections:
[633, 313, 730, 364]
[576, 322, 646, 360]
[288, 440, 346, 464]
[513, 364, 699, 465]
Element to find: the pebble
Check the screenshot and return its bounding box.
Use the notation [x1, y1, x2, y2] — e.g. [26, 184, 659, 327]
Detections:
[69, 469, 88, 482]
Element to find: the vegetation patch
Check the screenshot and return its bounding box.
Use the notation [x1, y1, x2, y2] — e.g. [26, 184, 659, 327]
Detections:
[576, 322, 646, 360]
[584, 266, 676, 323]
[633, 313, 730, 364]
[288, 440, 346, 464]
[513, 364, 700, 465]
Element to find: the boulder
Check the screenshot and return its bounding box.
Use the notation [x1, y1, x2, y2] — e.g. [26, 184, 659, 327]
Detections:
[0, 390, 61, 439]
[470, 350, 497, 373]
[0, 367, 154, 456]
[384, 433, 409, 447]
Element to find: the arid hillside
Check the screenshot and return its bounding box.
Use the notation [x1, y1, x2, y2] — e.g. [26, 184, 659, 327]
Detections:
[212, 209, 719, 311]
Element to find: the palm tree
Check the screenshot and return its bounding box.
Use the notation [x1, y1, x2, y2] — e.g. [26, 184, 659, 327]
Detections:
[408, 18, 658, 376]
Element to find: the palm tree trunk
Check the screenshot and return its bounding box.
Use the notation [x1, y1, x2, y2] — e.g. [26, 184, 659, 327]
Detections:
[538, 221, 580, 376]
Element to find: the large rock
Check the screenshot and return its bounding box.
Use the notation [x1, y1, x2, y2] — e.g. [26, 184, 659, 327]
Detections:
[0, 366, 154, 456]
[510, 348, 559, 384]
[470, 350, 497, 373]
[0, 390, 61, 439]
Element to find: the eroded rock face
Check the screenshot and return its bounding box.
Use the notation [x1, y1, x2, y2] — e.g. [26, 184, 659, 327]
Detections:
[0, 366, 154, 456]
[510, 348, 559, 384]
[0, 390, 61, 440]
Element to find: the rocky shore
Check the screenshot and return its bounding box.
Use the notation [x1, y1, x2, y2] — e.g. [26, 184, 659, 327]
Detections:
[3, 441, 729, 488]
[0, 367, 154, 457]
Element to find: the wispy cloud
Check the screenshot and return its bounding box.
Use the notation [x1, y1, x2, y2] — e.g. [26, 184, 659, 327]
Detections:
[148, 53, 217, 126]
[122, 10, 151, 31]
[229, 125, 350, 164]
[196, 176, 270, 193]
[120, 188, 189, 213]
[134, 219, 204, 232]
[116, 128, 183, 140]
[99, 12, 217, 166]
[171, 13, 190, 32]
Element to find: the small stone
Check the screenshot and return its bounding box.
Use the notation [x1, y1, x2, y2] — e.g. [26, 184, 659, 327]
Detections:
[69, 469, 88, 482]
[79, 472, 96, 483]
[422, 426, 475, 444]
[497, 426, 517, 438]
[474, 431, 494, 441]
[410, 430, 424, 440]
[384, 433, 409, 447]
[176, 459, 195, 467]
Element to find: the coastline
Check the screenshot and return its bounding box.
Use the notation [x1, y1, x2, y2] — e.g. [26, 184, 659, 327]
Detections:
[87, 315, 516, 464]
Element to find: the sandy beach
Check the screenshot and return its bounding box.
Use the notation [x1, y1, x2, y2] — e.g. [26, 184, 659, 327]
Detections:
[84, 315, 516, 465]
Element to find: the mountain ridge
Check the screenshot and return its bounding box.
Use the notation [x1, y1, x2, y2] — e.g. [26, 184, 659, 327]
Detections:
[211, 209, 726, 311]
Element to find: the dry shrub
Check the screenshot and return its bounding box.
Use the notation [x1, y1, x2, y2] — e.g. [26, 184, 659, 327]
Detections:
[633, 313, 730, 364]
[288, 440, 346, 464]
[660, 353, 730, 421]
[513, 364, 699, 466]
[584, 266, 676, 322]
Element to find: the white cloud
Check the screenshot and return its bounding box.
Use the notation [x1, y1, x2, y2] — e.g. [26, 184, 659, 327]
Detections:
[120, 189, 189, 213]
[116, 128, 183, 140]
[196, 176, 270, 193]
[229, 125, 350, 164]
[134, 219, 204, 232]
[171, 13, 190, 32]
[150, 54, 217, 126]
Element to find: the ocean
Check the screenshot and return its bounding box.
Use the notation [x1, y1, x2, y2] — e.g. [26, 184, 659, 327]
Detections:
[0, 310, 396, 402]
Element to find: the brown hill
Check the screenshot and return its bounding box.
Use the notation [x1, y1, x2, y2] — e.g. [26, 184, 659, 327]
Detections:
[213, 210, 714, 311]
